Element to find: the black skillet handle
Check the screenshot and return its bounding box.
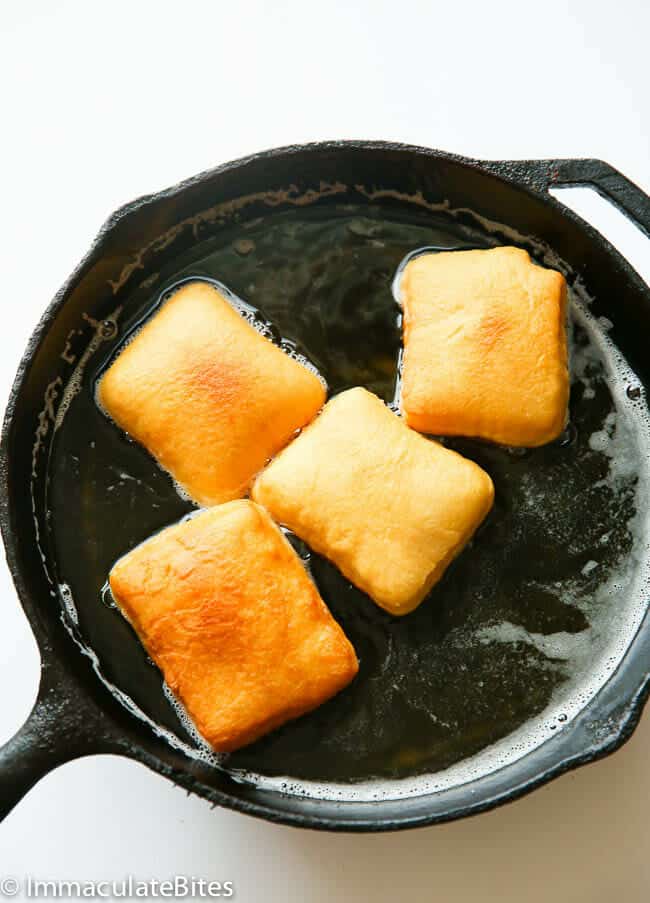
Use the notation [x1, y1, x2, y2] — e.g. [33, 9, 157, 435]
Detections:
[482, 158, 650, 239]
[0, 650, 119, 821]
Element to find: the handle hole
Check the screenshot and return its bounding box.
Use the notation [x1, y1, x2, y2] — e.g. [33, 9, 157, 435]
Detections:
[550, 186, 649, 285]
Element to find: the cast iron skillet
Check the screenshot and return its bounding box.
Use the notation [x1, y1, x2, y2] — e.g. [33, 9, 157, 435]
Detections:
[1, 142, 649, 831]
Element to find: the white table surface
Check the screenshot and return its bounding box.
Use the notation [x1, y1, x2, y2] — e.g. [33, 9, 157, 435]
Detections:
[1, 2, 649, 900]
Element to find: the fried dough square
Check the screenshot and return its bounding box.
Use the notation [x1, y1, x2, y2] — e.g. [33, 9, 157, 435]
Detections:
[98, 281, 326, 506]
[109, 501, 358, 752]
[252, 388, 494, 616]
[399, 246, 569, 447]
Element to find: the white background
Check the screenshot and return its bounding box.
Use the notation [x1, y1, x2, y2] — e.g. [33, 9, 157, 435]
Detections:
[1, 1, 649, 900]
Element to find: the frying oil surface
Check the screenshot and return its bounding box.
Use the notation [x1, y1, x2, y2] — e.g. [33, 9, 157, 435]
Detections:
[45, 205, 650, 801]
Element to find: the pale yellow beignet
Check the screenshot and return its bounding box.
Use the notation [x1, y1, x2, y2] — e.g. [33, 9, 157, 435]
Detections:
[109, 501, 358, 752]
[98, 281, 326, 506]
[252, 388, 494, 616]
[400, 246, 569, 447]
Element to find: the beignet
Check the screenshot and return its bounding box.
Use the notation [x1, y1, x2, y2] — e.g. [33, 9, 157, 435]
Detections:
[98, 281, 326, 506]
[109, 501, 358, 752]
[252, 387, 494, 616]
[399, 246, 569, 447]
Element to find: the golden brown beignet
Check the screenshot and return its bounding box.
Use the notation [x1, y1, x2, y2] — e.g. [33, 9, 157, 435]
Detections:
[98, 281, 326, 506]
[399, 246, 569, 447]
[109, 501, 358, 752]
[252, 388, 494, 616]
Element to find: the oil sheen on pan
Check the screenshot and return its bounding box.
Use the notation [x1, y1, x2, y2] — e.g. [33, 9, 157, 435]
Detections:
[44, 203, 650, 802]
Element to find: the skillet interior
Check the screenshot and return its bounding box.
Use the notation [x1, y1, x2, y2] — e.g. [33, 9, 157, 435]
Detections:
[46, 205, 642, 791]
[6, 144, 650, 827]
